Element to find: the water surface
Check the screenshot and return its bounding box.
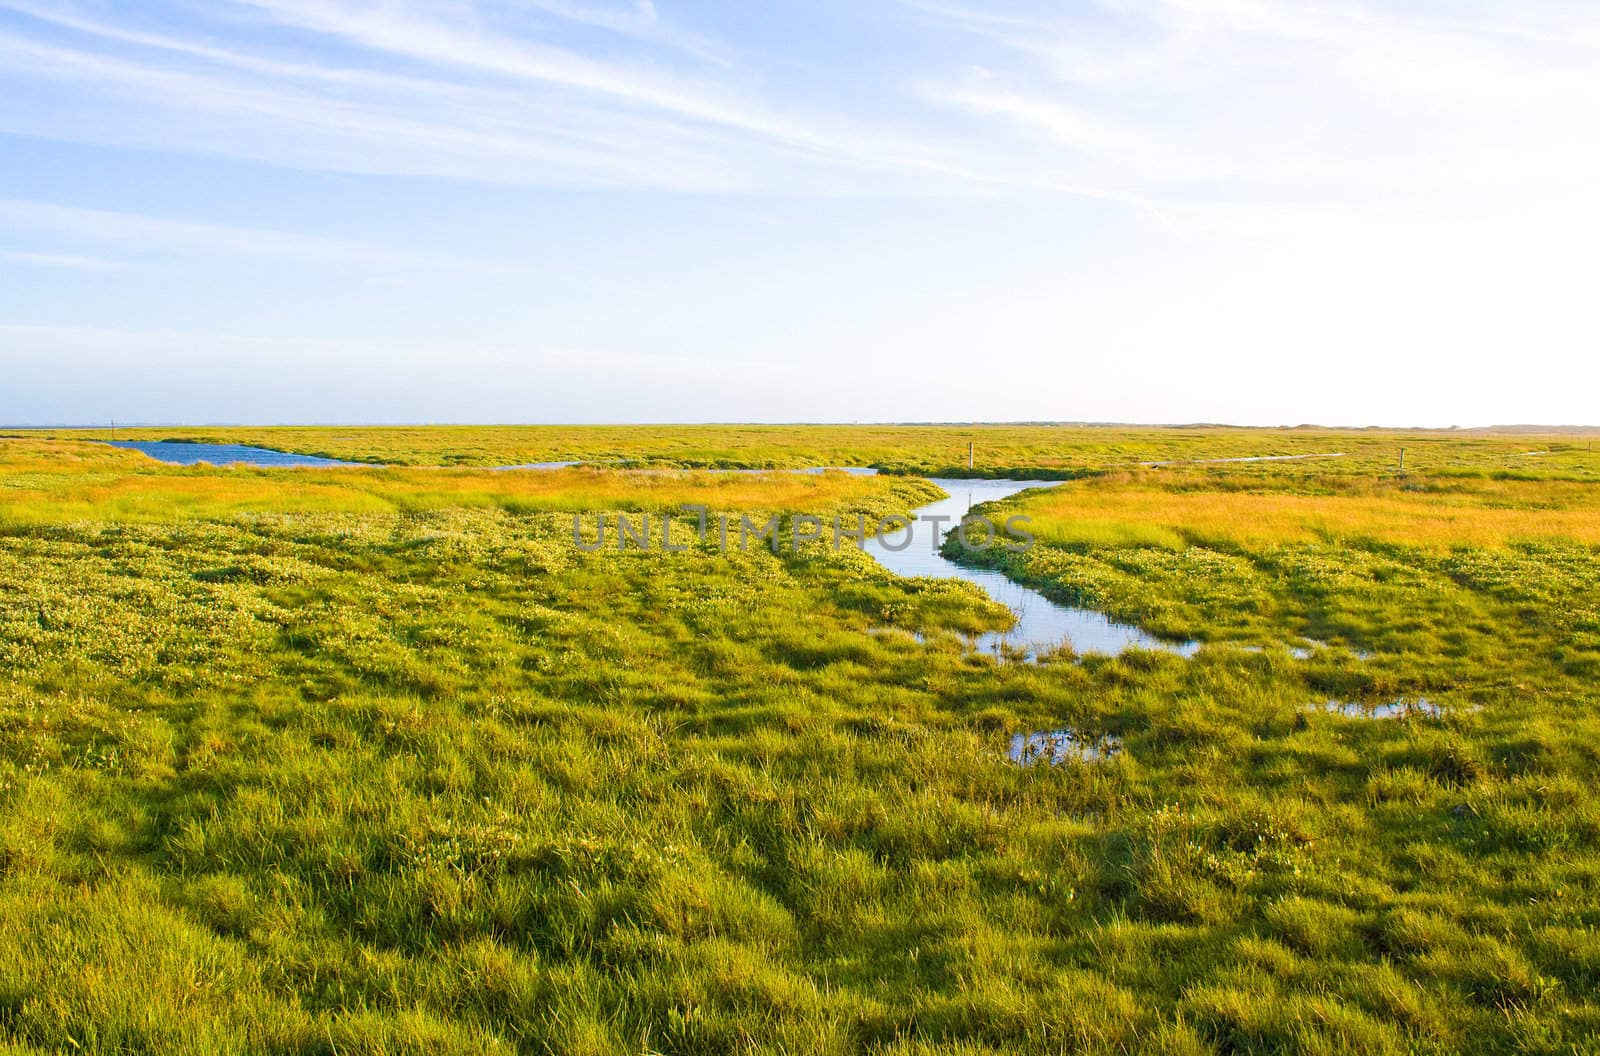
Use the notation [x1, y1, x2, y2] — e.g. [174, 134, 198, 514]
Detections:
[636, 465, 879, 476]
[1009, 729, 1122, 765]
[491, 461, 584, 471]
[107, 440, 363, 467]
[861, 478, 1197, 659]
[1140, 452, 1345, 467]
[1322, 698, 1444, 720]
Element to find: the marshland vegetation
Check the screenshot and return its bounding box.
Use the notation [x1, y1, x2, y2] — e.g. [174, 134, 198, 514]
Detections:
[2, 427, 1599, 1054]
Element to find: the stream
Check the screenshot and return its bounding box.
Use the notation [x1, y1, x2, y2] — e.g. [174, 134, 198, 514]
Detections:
[860, 478, 1197, 659]
[104, 443, 1197, 658]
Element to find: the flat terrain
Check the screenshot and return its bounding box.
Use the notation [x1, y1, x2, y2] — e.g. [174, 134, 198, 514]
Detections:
[19, 422, 1600, 477]
[2, 427, 1599, 1054]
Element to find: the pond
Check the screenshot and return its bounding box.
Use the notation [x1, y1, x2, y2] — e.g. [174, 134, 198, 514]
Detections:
[105, 440, 363, 467]
[1009, 729, 1123, 765]
[860, 478, 1198, 659]
[1322, 698, 1446, 720]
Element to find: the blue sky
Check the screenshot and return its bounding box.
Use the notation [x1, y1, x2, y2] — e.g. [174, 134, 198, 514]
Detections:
[2, 0, 1597, 426]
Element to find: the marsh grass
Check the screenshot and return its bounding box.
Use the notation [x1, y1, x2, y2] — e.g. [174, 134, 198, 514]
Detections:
[0, 439, 924, 525]
[2, 434, 1599, 1053]
[16, 424, 1600, 479]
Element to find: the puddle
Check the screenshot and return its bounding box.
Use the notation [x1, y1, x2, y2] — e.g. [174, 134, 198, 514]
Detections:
[1009, 729, 1122, 765]
[1321, 697, 1444, 719]
[1210, 639, 1322, 659]
[860, 478, 1197, 659]
[712, 466, 878, 476]
[491, 461, 584, 470]
[622, 465, 879, 476]
[795, 466, 879, 476]
[1140, 452, 1345, 468]
[105, 440, 363, 467]
[1222, 638, 1372, 661]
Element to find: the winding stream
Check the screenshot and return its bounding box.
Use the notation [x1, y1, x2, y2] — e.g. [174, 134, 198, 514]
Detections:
[105, 443, 1195, 659]
[861, 478, 1197, 659]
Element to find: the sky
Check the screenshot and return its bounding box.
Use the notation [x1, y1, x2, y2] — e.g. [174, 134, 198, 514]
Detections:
[2, 0, 1598, 427]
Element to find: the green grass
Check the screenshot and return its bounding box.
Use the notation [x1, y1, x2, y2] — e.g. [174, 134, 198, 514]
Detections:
[3, 431, 1600, 1053]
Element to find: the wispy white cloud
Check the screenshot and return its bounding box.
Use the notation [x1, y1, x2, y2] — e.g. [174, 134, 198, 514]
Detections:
[0, 247, 119, 269]
[3, 0, 1597, 215]
[0, 26, 743, 190]
[222, 0, 746, 127]
[913, 0, 1600, 213]
[0, 198, 504, 269]
[0, 0, 465, 91]
[0, 0, 1040, 196]
[509, 0, 733, 66]
[219, 0, 1000, 185]
[922, 80, 1180, 173]
[891, 0, 1057, 33]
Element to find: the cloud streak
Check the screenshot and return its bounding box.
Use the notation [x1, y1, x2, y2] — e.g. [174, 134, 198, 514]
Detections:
[0, 198, 506, 269]
[915, 0, 1600, 191]
[0, 0, 1047, 197]
[1, 1, 1596, 255]
[0, 247, 119, 269]
[219, 0, 1015, 186]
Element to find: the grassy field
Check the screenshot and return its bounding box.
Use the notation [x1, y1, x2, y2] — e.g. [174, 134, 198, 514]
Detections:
[15, 423, 1600, 479]
[3, 429, 1600, 1054]
[0, 440, 911, 525]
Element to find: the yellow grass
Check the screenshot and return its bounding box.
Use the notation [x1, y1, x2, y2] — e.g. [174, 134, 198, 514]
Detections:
[0, 439, 899, 524]
[1018, 473, 1600, 549]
